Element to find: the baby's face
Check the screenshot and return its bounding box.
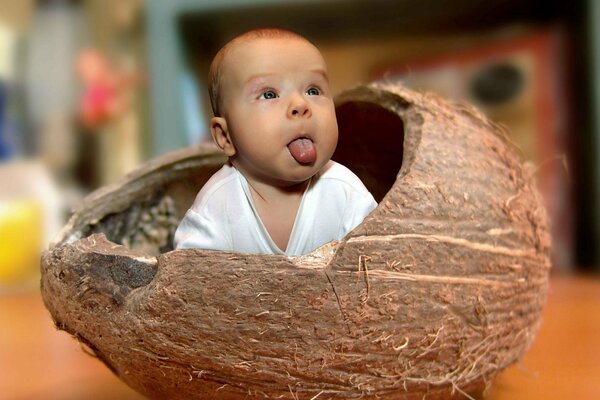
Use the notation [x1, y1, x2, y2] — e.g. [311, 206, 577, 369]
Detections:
[219, 37, 338, 187]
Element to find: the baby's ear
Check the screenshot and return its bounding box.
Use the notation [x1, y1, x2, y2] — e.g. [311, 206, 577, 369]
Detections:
[210, 117, 236, 156]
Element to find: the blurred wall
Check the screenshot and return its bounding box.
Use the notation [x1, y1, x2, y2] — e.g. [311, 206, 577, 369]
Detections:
[0, 0, 33, 32]
[0, 0, 148, 291]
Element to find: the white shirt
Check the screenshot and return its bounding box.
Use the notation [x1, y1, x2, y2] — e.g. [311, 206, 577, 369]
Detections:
[174, 161, 377, 256]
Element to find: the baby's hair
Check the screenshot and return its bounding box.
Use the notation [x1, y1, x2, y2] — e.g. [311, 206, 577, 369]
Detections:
[208, 28, 310, 117]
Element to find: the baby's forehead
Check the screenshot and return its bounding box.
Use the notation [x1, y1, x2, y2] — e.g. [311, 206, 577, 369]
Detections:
[223, 37, 321, 62]
[221, 36, 321, 73]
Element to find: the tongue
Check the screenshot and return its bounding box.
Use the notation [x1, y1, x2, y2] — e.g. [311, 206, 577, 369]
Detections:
[288, 138, 316, 164]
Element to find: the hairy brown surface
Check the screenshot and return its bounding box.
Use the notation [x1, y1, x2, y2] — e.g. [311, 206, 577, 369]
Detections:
[41, 83, 551, 399]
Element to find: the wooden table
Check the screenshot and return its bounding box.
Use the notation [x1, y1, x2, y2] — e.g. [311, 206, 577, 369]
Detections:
[1, 274, 599, 399]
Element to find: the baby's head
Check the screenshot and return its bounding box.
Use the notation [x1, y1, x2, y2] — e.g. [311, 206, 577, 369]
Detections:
[208, 28, 338, 188]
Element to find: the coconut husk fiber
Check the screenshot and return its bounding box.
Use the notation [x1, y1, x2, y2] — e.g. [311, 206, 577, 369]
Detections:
[41, 82, 551, 399]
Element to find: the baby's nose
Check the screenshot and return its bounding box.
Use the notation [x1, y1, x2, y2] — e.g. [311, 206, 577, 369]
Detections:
[288, 97, 311, 118]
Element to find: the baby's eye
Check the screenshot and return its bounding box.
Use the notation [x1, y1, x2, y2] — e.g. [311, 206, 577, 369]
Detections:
[306, 87, 320, 96]
[259, 90, 278, 100]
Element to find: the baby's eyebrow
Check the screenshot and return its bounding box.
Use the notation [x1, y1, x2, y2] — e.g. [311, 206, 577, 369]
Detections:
[243, 74, 278, 95]
[244, 73, 277, 87]
[311, 68, 329, 82]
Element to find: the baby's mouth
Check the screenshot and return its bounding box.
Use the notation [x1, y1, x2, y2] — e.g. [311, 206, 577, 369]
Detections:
[287, 137, 317, 164]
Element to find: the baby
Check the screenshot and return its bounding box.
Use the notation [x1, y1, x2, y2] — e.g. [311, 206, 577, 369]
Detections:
[174, 28, 376, 256]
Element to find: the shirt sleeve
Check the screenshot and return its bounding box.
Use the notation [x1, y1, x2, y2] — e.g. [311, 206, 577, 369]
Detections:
[173, 208, 232, 251]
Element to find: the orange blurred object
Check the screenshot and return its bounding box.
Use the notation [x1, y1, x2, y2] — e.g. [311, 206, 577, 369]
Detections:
[0, 160, 63, 292]
[0, 199, 42, 288]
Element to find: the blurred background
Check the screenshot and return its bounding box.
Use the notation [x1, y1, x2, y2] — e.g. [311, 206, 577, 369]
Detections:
[1, 0, 599, 287]
[1, 1, 600, 399]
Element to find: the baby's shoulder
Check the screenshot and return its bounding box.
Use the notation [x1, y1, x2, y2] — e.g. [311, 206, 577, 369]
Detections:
[317, 161, 368, 191]
[189, 164, 242, 210]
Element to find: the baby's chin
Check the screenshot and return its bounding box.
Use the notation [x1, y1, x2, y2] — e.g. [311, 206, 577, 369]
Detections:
[280, 161, 326, 185]
[279, 171, 315, 186]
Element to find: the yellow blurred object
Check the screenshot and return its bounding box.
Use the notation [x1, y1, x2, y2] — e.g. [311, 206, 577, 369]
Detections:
[0, 199, 43, 287]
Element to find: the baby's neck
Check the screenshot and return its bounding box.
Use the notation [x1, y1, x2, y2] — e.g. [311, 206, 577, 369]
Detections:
[246, 177, 309, 253]
[247, 177, 308, 199]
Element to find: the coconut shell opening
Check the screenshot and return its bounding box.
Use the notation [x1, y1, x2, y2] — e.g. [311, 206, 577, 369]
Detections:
[42, 83, 551, 400]
[334, 101, 404, 202]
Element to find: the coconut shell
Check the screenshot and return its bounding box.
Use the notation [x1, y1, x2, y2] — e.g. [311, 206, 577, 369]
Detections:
[41, 83, 551, 399]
